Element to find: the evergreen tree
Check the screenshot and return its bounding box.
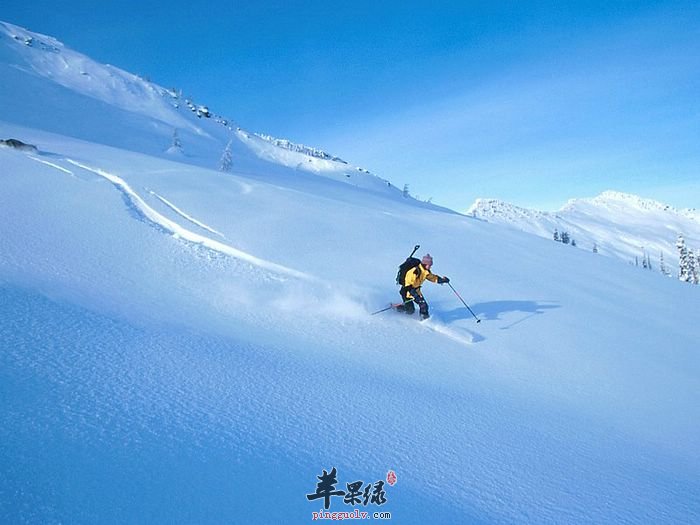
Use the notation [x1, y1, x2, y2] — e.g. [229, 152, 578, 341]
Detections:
[553, 229, 560, 242]
[659, 251, 670, 276]
[219, 140, 233, 172]
[167, 128, 183, 154]
[690, 249, 699, 285]
[592, 243, 598, 253]
[571, 238, 577, 247]
[677, 234, 693, 283]
[561, 231, 570, 244]
[402, 184, 410, 198]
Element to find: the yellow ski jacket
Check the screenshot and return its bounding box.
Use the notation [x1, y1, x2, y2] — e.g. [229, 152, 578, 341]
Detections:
[402, 263, 439, 298]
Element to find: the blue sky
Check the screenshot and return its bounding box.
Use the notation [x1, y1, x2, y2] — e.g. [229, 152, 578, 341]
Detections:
[4, 1, 699, 210]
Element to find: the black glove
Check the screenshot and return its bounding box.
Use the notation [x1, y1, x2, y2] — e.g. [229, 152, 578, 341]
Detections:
[438, 276, 450, 284]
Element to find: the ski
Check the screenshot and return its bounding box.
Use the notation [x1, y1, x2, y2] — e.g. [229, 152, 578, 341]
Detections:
[370, 303, 403, 315]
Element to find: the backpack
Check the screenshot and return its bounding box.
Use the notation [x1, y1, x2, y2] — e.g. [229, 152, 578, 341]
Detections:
[396, 257, 421, 286]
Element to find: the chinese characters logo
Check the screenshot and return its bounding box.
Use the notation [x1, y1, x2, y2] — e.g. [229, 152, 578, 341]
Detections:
[306, 467, 393, 510]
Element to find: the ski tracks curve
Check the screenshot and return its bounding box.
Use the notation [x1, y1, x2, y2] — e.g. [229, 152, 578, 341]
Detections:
[64, 158, 315, 282]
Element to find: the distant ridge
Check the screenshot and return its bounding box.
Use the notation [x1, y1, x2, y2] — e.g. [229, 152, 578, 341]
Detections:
[467, 191, 700, 272]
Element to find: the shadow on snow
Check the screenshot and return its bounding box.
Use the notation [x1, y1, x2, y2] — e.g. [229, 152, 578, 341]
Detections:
[440, 300, 560, 330]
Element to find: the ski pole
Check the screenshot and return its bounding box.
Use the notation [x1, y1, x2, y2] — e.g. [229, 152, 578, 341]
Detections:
[371, 304, 395, 315]
[370, 298, 414, 316]
[447, 283, 481, 323]
[409, 244, 420, 258]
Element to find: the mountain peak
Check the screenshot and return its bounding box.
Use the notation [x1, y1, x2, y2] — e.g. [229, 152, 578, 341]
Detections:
[467, 190, 700, 271]
[561, 190, 681, 214]
[466, 198, 547, 221]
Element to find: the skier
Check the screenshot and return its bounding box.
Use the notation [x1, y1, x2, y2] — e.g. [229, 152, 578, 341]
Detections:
[396, 254, 449, 320]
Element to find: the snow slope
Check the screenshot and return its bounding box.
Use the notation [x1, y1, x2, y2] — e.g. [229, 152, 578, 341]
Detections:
[467, 192, 700, 274]
[1, 21, 699, 525]
[0, 20, 418, 204]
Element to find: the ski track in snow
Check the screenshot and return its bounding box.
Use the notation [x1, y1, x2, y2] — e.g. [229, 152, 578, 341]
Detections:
[64, 158, 315, 282]
[27, 155, 75, 176]
[147, 190, 225, 238]
[387, 310, 479, 346]
[421, 320, 475, 346]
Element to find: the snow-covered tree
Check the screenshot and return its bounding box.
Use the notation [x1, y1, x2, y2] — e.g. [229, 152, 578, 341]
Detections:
[553, 229, 560, 242]
[561, 231, 570, 245]
[167, 128, 183, 155]
[659, 251, 670, 276]
[402, 184, 410, 198]
[571, 238, 577, 247]
[677, 234, 695, 283]
[219, 140, 233, 172]
[592, 243, 598, 253]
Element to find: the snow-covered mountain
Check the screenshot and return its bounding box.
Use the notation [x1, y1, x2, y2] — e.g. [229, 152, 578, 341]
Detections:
[1, 21, 699, 525]
[467, 191, 700, 273]
[0, 20, 422, 203]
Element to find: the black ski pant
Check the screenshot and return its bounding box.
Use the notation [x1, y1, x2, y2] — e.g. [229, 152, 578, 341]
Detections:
[398, 286, 429, 318]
